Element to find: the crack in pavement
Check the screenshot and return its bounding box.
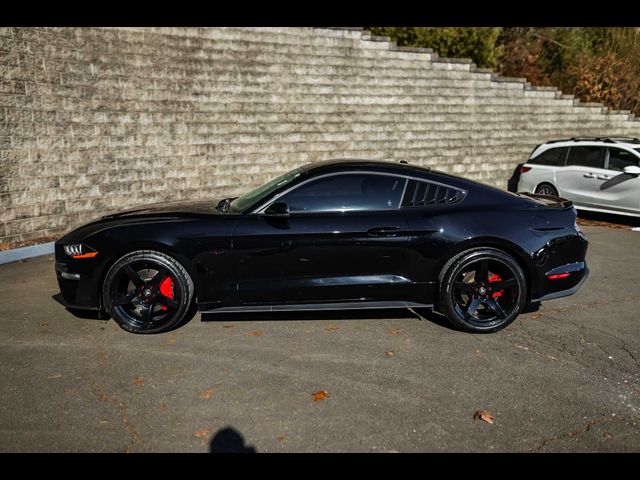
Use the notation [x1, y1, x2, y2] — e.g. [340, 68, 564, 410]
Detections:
[560, 318, 640, 377]
[527, 414, 636, 452]
[522, 310, 640, 379]
[87, 334, 140, 453]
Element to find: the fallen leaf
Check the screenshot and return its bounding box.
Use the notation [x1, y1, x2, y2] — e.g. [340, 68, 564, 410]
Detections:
[40, 320, 48, 327]
[324, 326, 339, 332]
[603, 431, 612, 440]
[158, 401, 166, 411]
[275, 435, 286, 441]
[247, 331, 265, 337]
[165, 336, 176, 345]
[475, 348, 480, 354]
[312, 390, 329, 402]
[515, 344, 529, 351]
[223, 325, 235, 329]
[47, 373, 62, 379]
[199, 388, 215, 399]
[132, 377, 144, 386]
[473, 410, 494, 424]
[193, 428, 211, 438]
[99, 419, 109, 425]
[388, 328, 402, 336]
[385, 351, 395, 356]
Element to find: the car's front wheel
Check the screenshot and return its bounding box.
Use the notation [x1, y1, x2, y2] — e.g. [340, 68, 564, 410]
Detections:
[439, 248, 527, 333]
[102, 250, 195, 334]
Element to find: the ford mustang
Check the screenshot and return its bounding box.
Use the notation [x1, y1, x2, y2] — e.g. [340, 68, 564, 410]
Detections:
[53, 159, 589, 334]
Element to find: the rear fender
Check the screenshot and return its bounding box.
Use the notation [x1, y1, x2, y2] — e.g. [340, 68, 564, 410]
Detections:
[434, 236, 534, 301]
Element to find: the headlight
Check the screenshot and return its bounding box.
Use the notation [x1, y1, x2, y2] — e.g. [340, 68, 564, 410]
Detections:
[63, 244, 98, 259]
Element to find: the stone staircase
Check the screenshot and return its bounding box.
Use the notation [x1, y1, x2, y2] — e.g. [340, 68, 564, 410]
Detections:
[1, 26, 639, 243]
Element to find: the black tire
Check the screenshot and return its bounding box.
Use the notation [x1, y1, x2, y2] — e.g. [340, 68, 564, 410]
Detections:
[439, 248, 527, 333]
[102, 250, 195, 334]
[535, 183, 558, 196]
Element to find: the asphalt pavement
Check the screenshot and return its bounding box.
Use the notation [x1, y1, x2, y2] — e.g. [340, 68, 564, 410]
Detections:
[0, 224, 638, 452]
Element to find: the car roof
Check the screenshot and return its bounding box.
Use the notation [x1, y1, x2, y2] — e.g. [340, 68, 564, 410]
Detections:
[299, 159, 436, 178]
[296, 158, 513, 198]
[531, 139, 640, 158]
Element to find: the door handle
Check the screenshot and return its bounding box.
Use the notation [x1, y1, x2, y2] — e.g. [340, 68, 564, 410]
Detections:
[583, 173, 595, 178]
[368, 226, 401, 237]
[596, 175, 610, 180]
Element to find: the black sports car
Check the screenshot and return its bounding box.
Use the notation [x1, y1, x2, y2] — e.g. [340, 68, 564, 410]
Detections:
[54, 160, 589, 334]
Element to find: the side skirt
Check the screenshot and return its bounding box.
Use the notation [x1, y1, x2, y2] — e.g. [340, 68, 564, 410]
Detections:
[199, 300, 433, 314]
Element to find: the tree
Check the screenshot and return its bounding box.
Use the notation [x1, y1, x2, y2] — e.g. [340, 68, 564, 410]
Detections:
[366, 27, 640, 116]
[368, 27, 503, 69]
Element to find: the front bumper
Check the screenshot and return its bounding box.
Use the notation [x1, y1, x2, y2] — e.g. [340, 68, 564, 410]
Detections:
[54, 251, 104, 312]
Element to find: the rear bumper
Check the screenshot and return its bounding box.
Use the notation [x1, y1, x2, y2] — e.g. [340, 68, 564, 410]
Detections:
[532, 265, 589, 302]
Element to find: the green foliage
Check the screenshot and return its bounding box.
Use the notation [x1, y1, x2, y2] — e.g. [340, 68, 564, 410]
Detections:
[368, 27, 503, 69]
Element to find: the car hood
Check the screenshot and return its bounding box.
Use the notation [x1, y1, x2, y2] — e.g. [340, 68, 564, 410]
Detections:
[100, 199, 221, 219]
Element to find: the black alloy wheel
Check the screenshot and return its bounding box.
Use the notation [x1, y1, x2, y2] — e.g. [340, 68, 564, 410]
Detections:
[534, 183, 558, 196]
[439, 248, 526, 333]
[103, 250, 195, 334]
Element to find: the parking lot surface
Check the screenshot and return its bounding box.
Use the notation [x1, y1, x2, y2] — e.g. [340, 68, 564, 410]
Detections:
[0, 224, 638, 452]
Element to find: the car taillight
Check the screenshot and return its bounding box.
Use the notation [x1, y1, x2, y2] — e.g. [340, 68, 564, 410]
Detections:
[548, 273, 571, 280]
[520, 166, 532, 174]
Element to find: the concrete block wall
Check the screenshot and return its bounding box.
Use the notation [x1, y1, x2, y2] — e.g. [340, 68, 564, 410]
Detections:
[1, 26, 639, 243]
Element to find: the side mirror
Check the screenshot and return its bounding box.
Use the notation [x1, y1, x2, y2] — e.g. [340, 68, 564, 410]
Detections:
[264, 201, 289, 216]
[623, 165, 640, 176]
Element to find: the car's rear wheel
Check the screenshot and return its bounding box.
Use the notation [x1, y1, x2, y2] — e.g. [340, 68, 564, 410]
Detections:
[535, 183, 558, 196]
[439, 248, 526, 333]
[102, 250, 195, 334]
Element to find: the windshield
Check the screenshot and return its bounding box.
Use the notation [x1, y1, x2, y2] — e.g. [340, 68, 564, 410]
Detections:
[228, 168, 303, 213]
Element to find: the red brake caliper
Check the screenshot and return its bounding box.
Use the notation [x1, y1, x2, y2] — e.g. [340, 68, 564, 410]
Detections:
[488, 273, 503, 298]
[159, 276, 174, 310]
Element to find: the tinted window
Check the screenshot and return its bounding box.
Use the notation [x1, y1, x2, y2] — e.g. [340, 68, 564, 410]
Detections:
[230, 168, 302, 212]
[566, 146, 605, 168]
[401, 179, 464, 207]
[280, 174, 405, 213]
[529, 147, 566, 166]
[608, 148, 639, 172]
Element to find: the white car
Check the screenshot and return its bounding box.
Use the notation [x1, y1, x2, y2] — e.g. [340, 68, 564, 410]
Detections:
[517, 137, 640, 217]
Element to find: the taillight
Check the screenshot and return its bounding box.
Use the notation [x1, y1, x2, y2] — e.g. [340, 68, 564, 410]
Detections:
[520, 166, 532, 174]
[548, 273, 570, 280]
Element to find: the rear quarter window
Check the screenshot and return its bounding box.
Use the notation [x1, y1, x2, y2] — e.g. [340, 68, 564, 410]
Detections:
[401, 179, 465, 207]
[529, 147, 567, 166]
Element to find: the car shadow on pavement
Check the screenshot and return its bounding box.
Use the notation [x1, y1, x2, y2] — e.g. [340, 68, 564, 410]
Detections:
[201, 307, 460, 331]
[209, 427, 257, 453]
[201, 304, 541, 330]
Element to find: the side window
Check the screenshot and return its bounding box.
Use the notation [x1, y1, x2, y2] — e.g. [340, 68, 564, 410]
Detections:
[401, 179, 464, 207]
[566, 146, 605, 169]
[607, 148, 639, 172]
[529, 147, 567, 166]
[279, 173, 406, 213]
